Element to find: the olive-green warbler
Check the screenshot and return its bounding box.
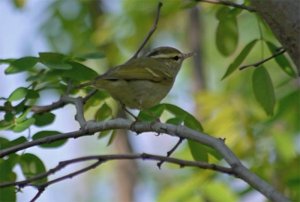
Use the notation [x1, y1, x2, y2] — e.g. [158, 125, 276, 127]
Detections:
[80, 46, 193, 109]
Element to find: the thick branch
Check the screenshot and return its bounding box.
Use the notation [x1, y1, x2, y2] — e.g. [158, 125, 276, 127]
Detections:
[0, 118, 290, 202]
[250, 0, 300, 75]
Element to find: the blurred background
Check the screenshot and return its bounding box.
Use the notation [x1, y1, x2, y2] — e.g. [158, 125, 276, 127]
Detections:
[0, 0, 299, 202]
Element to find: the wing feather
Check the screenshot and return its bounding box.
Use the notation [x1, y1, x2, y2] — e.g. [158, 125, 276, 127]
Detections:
[98, 58, 171, 82]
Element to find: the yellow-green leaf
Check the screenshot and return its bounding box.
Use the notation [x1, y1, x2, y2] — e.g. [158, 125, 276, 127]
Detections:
[13, 118, 35, 132]
[265, 41, 297, 78]
[216, 17, 239, 56]
[222, 39, 258, 79]
[5, 57, 38, 74]
[8, 87, 28, 102]
[32, 131, 66, 148]
[252, 66, 276, 116]
[19, 153, 47, 185]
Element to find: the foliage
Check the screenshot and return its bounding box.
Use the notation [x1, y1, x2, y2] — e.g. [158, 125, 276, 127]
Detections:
[0, 0, 299, 202]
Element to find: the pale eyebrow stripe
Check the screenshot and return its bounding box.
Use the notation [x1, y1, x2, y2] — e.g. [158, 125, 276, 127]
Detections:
[150, 53, 180, 58]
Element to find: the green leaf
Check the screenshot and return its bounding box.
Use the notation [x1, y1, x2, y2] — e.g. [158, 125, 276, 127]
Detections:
[0, 137, 10, 149]
[166, 117, 184, 125]
[4, 112, 14, 122]
[8, 87, 28, 102]
[0, 154, 19, 176]
[0, 157, 17, 202]
[98, 130, 114, 145]
[19, 153, 47, 185]
[14, 101, 27, 115]
[188, 140, 209, 162]
[216, 17, 239, 56]
[106, 130, 116, 146]
[265, 41, 297, 78]
[252, 66, 276, 116]
[159, 104, 210, 162]
[26, 89, 39, 99]
[0, 58, 15, 64]
[0, 120, 14, 130]
[32, 130, 66, 148]
[77, 52, 105, 60]
[165, 104, 186, 117]
[15, 108, 31, 123]
[13, 118, 35, 132]
[33, 112, 56, 127]
[5, 56, 38, 74]
[1, 136, 27, 150]
[66, 61, 98, 81]
[98, 129, 113, 139]
[95, 103, 112, 121]
[0, 187, 16, 202]
[184, 114, 203, 132]
[216, 7, 231, 20]
[222, 39, 258, 79]
[83, 91, 110, 110]
[188, 137, 222, 161]
[39, 52, 72, 70]
[138, 104, 166, 122]
[184, 115, 209, 162]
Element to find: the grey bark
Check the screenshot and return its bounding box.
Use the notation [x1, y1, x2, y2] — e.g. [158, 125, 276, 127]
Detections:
[250, 0, 300, 75]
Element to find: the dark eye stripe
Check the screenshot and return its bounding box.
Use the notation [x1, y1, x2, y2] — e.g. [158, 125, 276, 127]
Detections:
[172, 56, 180, 61]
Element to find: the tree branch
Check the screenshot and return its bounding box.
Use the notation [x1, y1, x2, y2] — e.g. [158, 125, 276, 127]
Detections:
[250, 0, 300, 75]
[29, 160, 102, 202]
[61, 96, 86, 128]
[0, 153, 232, 189]
[195, 0, 256, 12]
[0, 118, 290, 202]
[128, 2, 163, 61]
[157, 137, 184, 168]
[239, 47, 286, 70]
[31, 89, 97, 114]
[31, 98, 65, 114]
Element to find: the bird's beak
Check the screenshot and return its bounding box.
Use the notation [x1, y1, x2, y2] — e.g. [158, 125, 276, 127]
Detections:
[182, 52, 195, 59]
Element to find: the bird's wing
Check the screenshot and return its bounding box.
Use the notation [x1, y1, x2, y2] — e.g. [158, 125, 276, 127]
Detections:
[99, 58, 172, 82]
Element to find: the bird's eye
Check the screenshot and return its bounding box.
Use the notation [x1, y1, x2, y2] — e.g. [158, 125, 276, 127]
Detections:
[172, 56, 180, 61]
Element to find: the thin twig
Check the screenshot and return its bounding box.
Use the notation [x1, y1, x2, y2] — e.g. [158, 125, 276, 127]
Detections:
[30, 160, 102, 202]
[30, 187, 45, 202]
[0, 153, 233, 190]
[239, 48, 286, 70]
[31, 99, 65, 113]
[196, 0, 256, 12]
[128, 2, 163, 61]
[82, 89, 97, 103]
[31, 89, 97, 114]
[157, 137, 184, 168]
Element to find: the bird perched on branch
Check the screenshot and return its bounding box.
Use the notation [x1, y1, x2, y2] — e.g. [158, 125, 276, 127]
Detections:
[78, 46, 193, 109]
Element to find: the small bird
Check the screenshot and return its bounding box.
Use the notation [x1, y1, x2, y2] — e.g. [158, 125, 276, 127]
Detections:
[80, 46, 193, 109]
